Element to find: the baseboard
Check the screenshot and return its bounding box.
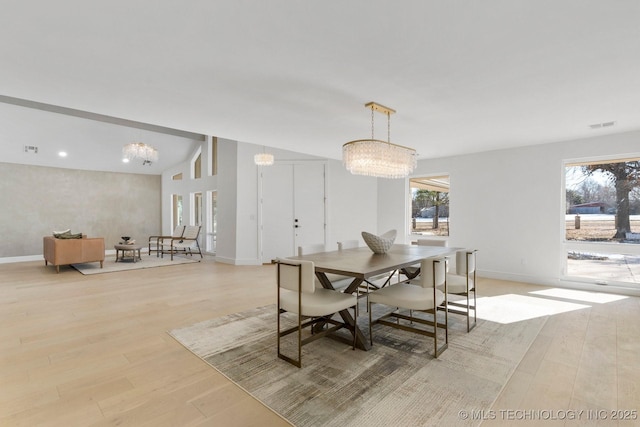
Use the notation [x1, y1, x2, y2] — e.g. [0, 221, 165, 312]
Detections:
[214, 256, 261, 266]
[0, 255, 43, 264]
[0, 248, 149, 264]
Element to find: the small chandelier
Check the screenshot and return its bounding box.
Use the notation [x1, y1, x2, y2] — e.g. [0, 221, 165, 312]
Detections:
[254, 146, 274, 166]
[123, 142, 158, 166]
[343, 102, 417, 179]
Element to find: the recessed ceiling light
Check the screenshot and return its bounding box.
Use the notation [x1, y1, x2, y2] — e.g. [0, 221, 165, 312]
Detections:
[122, 158, 130, 163]
[58, 151, 67, 157]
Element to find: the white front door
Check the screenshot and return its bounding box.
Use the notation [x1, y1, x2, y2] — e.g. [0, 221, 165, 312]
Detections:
[260, 162, 326, 263]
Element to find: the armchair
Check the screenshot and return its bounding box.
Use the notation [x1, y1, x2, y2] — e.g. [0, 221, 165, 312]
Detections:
[149, 225, 185, 257]
[160, 225, 203, 260]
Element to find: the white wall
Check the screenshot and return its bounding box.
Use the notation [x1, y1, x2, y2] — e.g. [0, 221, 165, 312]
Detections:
[376, 178, 408, 243]
[326, 161, 378, 250]
[378, 129, 640, 291]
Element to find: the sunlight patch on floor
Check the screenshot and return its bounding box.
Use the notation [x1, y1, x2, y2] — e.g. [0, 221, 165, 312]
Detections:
[476, 294, 590, 324]
[529, 288, 628, 304]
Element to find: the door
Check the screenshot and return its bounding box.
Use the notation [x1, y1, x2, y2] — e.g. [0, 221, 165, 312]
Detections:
[261, 162, 326, 263]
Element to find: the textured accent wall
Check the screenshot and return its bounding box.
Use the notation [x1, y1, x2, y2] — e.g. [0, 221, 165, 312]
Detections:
[0, 162, 161, 257]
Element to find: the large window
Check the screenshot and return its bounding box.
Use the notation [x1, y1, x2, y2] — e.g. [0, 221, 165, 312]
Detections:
[564, 158, 640, 285]
[193, 192, 203, 226]
[172, 194, 183, 231]
[409, 175, 450, 237]
[206, 191, 217, 253]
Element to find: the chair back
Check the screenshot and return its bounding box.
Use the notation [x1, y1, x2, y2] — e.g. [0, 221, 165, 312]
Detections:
[456, 250, 476, 275]
[417, 238, 448, 247]
[380, 229, 397, 240]
[420, 257, 446, 289]
[297, 244, 325, 256]
[277, 259, 316, 294]
[172, 225, 186, 238]
[182, 225, 201, 240]
[337, 240, 359, 250]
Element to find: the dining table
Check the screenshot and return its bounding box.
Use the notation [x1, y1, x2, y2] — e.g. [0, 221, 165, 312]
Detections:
[289, 243, 456, 350]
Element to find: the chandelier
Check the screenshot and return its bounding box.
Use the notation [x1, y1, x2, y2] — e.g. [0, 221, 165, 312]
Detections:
[343, 102, 417, 179]
[122, 142, 158, 166]
[254, 146, 274, 166]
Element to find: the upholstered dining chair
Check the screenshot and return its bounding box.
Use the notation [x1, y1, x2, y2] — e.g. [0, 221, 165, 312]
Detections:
[148, 225, 185, 257]
[276, 259, 358, 368]
[337, 239, 359, 251]
[369, 257, 449, 358]
[440, 249, 477, 332]
[400, 238, 448, 281]
[298, 244, 351, 290]
[161, 225, 203, 260]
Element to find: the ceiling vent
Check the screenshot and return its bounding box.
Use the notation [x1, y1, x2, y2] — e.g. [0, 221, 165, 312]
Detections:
[589, 121, 616, 129]
[24, 145, 39, 154]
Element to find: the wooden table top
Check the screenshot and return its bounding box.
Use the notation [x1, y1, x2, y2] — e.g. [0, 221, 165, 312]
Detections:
[289, 244, 456, 279]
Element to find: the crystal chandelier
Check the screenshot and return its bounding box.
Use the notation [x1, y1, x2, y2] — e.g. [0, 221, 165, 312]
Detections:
[254, 146, 274, 166]
[343, 102, 417, 179]
[122, 142, 159, 166]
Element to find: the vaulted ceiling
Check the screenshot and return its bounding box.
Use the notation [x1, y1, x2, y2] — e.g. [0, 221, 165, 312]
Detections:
[2, 1, 640, 173]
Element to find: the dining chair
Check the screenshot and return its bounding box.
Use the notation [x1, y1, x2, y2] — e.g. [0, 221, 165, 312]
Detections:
[161, 225, 203, 260]
[297, 244, 326, 256]
[337, 239, 359, 250]
[276, 259, 358, 368]
[441, 249, 477, 332]
[400, 238, 448, 280]
[298, 244, 351, 290]
[368, 257, 449, 358]
[148, 225, 185, 257]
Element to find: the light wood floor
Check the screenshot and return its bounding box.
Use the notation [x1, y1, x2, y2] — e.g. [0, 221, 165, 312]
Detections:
[1, 258, 638, 426]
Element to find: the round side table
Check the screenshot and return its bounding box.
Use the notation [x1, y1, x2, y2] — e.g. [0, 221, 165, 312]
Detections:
[114, 244, 143, 262]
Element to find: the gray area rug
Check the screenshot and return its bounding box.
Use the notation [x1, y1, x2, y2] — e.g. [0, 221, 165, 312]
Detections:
[72, 254, 199, 275]
[169, 304, 546, 427]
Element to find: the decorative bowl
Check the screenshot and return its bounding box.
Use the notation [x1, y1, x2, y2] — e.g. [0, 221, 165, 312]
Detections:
[361, 229, 397, 254]
[121, 236, 131, 242]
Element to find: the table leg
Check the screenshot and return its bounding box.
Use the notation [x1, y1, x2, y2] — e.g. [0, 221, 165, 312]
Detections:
[315, 272, 371, 351]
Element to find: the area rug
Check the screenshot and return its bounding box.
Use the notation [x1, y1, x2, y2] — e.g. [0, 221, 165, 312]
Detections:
[72, 254, 200, 275]
[169, 304, 546, 427]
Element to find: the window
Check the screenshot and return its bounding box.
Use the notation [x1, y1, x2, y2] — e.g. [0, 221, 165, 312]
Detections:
[172, 194, 183, 230]
[564, 157, 640, 285]
[193, 152, 202, 179]
[409, 175, 450, 237]
[206, 191, 217, 253]
[172, 173, 183, 181]
[193, 192, 203, 226]
[210, 137, 218, 176]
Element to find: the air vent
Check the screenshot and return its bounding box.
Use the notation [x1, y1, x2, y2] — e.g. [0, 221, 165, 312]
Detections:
[24, 145, 38, 154]
[589, 121, 616, 129]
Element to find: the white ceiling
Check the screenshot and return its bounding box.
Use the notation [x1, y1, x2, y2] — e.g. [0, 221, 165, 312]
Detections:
[1, 1, 640, 173]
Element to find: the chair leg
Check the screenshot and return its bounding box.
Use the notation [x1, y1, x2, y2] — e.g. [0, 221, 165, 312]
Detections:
[368, 300, 373, 346]
[352, 304, 357, 350]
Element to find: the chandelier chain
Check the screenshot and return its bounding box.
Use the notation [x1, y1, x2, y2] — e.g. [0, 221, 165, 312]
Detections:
[387, 112, 391, 143]
[371, 105, 375, 140]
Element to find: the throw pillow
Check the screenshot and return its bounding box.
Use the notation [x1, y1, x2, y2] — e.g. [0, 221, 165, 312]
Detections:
[54, 230, 83, 239]
[53, 229, 71, 238]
